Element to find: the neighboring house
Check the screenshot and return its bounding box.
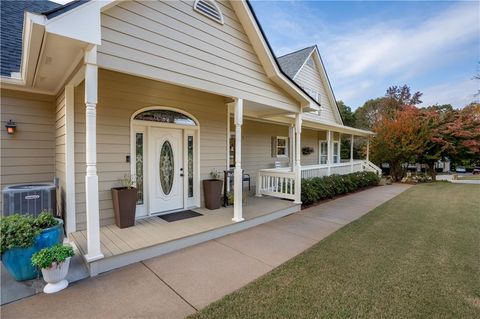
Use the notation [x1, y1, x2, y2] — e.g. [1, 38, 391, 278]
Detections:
[0, 0, 379, 275]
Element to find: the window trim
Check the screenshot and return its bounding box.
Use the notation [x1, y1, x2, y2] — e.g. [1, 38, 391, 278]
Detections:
[274, 136, 289, 158]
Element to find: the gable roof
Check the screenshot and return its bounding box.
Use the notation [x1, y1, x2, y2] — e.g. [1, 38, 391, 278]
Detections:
[277, 46, 316, 79]
[0, 0, 61, 77]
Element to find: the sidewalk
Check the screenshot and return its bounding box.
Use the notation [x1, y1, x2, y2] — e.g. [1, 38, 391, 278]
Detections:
[1, 184, 411, 319]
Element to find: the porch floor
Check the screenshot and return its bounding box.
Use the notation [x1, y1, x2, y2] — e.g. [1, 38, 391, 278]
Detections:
[69, 196, 298, 260]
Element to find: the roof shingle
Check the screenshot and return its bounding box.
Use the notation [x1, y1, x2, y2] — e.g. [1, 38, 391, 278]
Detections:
[276, 46, 316, 79]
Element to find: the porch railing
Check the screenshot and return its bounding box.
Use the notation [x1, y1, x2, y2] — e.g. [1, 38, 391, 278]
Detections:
[361, 160, 382, 175]
[256, 168, 296, 200]
[301, 160, 381, 180]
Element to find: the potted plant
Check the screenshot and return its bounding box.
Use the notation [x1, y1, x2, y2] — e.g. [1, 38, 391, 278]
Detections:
[111, 174, 138, 228]
[1, 211, 63, 281]
[31, 244, 74, 294]
[203, 169, 223, 209]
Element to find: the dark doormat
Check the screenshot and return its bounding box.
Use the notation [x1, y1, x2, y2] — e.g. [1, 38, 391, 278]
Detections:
[158, 210, 203, 222]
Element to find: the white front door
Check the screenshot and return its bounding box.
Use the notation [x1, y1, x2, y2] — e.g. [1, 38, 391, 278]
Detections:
[148, 127, 184, 214]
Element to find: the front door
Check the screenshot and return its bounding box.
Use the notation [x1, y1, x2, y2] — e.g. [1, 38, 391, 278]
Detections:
[148, 127, 184, 214]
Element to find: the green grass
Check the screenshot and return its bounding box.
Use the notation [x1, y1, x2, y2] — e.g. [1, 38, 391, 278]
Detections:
[190, 183, 480, 319]
[458, 175, 480, 180]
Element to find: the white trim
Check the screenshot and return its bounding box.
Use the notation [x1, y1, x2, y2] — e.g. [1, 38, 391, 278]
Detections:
[130, 107, 201, 217]
[64, 83, 76, 234]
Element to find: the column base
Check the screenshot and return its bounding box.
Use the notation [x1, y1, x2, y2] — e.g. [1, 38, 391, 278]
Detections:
[84, 253, 104, 262]
[232, 217, 245, 222]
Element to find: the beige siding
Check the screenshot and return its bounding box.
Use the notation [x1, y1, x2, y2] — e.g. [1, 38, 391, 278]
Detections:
[0, 89, 56, 214]
[55, 90, 67, 220]
[74, 69, 227, 230]
[98, 0, 299, 111]
[301, 129, 320, 165]
[295, 62, 338, 124]
[239, 120, 290, 187]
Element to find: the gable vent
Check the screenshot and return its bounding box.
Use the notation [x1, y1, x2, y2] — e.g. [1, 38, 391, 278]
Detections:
[193, 0, 224, 24]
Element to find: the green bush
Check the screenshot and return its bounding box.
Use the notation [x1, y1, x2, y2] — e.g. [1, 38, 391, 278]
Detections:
[301, 172, 380, 206]
[0, 211, 59, 254]
[31, 244, 74, 269]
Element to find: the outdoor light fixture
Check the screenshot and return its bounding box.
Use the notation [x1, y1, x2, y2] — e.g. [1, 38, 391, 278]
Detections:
[5, 120, 16, 135]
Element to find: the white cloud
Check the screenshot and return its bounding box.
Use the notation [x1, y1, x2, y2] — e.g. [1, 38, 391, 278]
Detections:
[420, 78, 479, 108]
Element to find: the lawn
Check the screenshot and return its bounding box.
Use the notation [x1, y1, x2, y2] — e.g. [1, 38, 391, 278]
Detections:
[190, 183, 480, 318]
[459, 175, 480, 180]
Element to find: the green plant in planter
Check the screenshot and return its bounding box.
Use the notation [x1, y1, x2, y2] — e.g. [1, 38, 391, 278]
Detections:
[34, 211, 59, 229]
[31, 244, 74, 269]
[210, 169, 221, 180]
[0, 214, 39, 254]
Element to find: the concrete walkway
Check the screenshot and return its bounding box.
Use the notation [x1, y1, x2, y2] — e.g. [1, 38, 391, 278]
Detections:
[1, 184, 411, 319]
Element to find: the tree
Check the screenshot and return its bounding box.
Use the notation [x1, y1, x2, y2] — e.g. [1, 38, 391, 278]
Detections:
[386, 85, 423, 105]
[370, 106, 428, 180]
[336, 100, 356, 127]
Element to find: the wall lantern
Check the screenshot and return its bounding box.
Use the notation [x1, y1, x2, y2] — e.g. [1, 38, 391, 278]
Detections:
[5, 120, 16, 135]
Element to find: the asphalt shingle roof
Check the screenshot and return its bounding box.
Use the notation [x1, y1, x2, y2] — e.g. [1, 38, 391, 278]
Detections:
[0, 0, 67, 77]
[276, 46, 316, 79]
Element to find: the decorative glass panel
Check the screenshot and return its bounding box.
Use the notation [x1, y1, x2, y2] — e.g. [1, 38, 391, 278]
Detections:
[136, 133, 144, 204]
[320, 142, 328, 164]
[159, 141, 174, 195]
[134, 110, 196, 126]
[188, 136, 194, 198]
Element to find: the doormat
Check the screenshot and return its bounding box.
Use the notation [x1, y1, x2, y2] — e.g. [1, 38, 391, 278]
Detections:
[158, 210, 203, 222]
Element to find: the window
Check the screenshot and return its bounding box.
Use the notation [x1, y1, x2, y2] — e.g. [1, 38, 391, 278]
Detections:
[134, 110, 196, 126]
[272, 136, 288, 157]
[301, 86, 320, 103]
[229, 133, 235, 168]
[319, 141, 328, 164]
[187, 135, 194, 198]
[333, 141, 340, 164]
[193, 0, 224, 24]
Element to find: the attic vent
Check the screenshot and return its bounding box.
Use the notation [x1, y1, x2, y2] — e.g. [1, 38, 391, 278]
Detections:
[193, 0, 224, 24]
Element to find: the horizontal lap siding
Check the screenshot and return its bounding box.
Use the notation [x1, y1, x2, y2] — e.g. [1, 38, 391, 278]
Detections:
[74, 69, 227, 230]
[240, 120, 290, 188]
[301, 129, 320, 165]
[98, 0, 298, 111]
[295, 63, 337, 124]
[0, 89, 55, 214]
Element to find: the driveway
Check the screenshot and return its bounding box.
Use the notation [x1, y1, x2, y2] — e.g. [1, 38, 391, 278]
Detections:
[1, 184, 411, 319]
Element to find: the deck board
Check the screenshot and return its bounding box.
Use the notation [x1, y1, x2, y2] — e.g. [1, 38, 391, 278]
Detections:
[70, 197, 298, 261]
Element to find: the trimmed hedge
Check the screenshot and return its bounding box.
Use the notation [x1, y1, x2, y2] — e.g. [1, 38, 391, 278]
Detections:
[301, 171, 380, 206]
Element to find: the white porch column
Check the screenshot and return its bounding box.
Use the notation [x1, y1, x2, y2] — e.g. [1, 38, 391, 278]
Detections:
[289, 124, 295, 172]
[350, 134, 354, 172]
[294, 113, 302, 204]
[84, 46, 103, 262]
[366, 137, 370, 162]
[233, 98, 244, 222]
[327, 130, 331, 175]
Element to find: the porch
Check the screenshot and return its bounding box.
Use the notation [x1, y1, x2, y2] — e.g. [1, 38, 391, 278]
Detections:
[69, 196, 299, 275]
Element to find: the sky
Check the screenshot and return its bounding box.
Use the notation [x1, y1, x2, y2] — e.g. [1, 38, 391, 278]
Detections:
[250, 0, 479, 109]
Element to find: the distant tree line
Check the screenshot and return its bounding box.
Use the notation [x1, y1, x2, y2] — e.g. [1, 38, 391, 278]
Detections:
[337, 85, 480, 180]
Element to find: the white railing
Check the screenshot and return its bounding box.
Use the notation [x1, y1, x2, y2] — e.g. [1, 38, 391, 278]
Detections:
[301, 161, 364, 179]
[362, 160, 382, 176]
[301, 160, 381, 179]
[256, 168, 296, 200]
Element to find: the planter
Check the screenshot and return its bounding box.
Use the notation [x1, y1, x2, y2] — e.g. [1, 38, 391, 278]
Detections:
[203, 179, 223, 210]
[1, 218, 64, 281]
[41, 257, 71, 294]
[111, 187, 137, 228]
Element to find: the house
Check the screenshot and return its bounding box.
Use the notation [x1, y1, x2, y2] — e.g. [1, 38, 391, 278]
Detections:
[0, 0, 379, 276]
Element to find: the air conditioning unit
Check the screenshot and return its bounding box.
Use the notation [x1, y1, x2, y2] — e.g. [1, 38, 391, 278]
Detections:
[2, 184, 56, 217]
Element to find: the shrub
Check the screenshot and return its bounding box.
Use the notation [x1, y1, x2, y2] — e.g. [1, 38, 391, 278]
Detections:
[301, 172, 380, 206]
[31, 244, 74, 269]
[0, 212, 59, 254]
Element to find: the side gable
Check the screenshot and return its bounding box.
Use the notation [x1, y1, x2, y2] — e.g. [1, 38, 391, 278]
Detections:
[292, 47, 343, 124]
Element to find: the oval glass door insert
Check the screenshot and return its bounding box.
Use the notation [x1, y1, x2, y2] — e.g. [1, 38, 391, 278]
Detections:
[159, 141, 174, 195]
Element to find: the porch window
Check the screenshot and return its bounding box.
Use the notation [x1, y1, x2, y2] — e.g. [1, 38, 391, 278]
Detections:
[135, 132, 144, 204]
[320, 141, 328, 164]
[272, 136, 288, 157]
[333, 141, 340, 164]
[134, 110, 196, 126]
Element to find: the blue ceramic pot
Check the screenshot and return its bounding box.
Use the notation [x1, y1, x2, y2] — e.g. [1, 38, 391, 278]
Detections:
[1, 218, 64, 281]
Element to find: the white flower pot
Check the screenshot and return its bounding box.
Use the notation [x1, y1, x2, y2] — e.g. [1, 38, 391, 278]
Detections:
[41, 257, 71, 294]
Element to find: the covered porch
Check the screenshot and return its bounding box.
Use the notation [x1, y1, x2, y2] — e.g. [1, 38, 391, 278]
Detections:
[69, 196, 299, 275]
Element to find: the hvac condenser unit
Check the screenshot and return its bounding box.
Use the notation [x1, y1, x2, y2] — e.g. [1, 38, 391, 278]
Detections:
[2, 184, 56, 217]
